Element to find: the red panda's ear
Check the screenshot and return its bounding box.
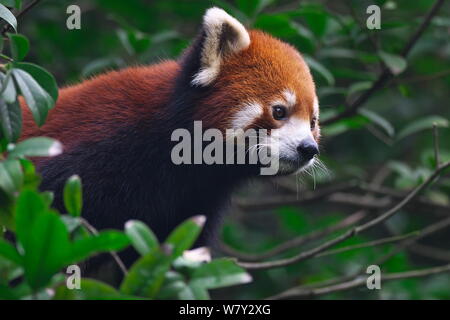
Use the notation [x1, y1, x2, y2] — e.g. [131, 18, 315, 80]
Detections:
[191, 7, 250, 87]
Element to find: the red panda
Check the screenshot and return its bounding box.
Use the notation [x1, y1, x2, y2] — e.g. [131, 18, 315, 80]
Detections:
[21, 8, 320, 267]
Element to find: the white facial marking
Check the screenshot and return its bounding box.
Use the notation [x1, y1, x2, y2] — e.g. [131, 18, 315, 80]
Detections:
[192, 7, 250, 86]
[270, 118, 314, 159]
[231, 101, 263, 130]
[313, 96, 319, 117]
[283, 89, 296, 107]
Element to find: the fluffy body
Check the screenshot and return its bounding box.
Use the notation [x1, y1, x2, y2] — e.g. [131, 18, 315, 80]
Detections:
[21, 8, 320, 267]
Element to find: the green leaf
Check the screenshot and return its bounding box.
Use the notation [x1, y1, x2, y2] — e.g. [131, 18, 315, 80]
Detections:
[0, 3, 16, 32]
[165, 215, 205, 259]
[0, 98, 22, 142]
[303, 55, 335, 85]
[54, 279, 135, 300]
[0, 255, 23, 285]
[60, 215, 81, 233]
[397, 116, 449, 140]
[0, 0, 20, 9]
[8, 137, 62, 158]
[0, 0, 16, 7]
[188, 282, 210, 300]
[124, 220, 159, 256]
[20, 158, 40, 190]
[0, 159, 22, 194]
[15, 63, 58, 102]
[156, 271, 195, 299]
[120, 247, 172, 298]
[7, 33, 29, 61]
[70, 230, 130, 263]
[63, 175, 82, 217]
[41, 190, 54, 207]
[22, 211, 70, 290]
[235, 0, 273, 17]
[190, 258, 252, 289]
[12, 68, 53, 126]
[295, 4, 329, 38]
[347, 81, 373, 98]
[0, 72, 17, 104]
[254, 14, 298, 39]
[15, 190, 47, 248]
[359, 108, 395, 137]
[379, 51, 407, 75]
[0, 238, 22, 265]
[322, 115, 370, 136]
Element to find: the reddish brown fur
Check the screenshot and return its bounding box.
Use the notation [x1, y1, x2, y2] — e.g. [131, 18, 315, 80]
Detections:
[194, 30, 317, 133]
[18, 24, 319, 269]
[21, 61, 179, 150]
[21, 31, 317, 149]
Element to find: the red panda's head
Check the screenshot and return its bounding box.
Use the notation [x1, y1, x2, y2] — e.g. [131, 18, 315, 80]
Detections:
[178, 7, 320, 175]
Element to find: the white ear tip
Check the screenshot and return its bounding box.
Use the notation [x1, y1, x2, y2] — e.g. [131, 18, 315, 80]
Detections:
[192, 7, 250, 87]
[204, 7, 232, 24]
[205, 7, 228, 18]
[202, 7, 250, 50]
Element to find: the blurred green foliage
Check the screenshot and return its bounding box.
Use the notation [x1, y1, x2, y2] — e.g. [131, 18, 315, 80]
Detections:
[0, 0, 449, 299]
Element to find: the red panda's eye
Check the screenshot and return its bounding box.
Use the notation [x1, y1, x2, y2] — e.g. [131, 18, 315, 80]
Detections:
[272, 105, 288, 120]
[310, 117, 317, 130]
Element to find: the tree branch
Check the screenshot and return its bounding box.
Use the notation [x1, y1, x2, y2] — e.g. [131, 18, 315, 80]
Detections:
[220, 210, 366, 261]
[237, 184, 450, 216]
[409, 244, 450, 262]
[433, 123, 440, 168]
[80, 218, 128, 276]
[268, 216, 450, 299]
[314, 232, 418, 258]
[234, 180, 358, 211]
[370, 216, 450, 266]
[322, 0, 446, 126]
[268, 263, 450, 299]
[237, 161, 450, 270]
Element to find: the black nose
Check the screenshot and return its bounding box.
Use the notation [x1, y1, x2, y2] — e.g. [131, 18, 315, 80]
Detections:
[297, 139, 319, 161]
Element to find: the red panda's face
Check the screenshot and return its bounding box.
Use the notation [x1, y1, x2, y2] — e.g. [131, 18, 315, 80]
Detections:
[189, 8, 320, 175]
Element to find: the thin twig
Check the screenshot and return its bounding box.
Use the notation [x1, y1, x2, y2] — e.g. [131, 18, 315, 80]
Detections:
[0, 53, 13, 62]
[237, 161, 450, 270]
[268, 263, 450, 299]
[223, 169, 387, 261]
[235, 180, 358, 211]
[328, 192, 391, 209]
[315, 232, 418, 258]
[359, 183, 450, 216]
[322, 0, 446, 126]
[433, 123, 440, 169]
[398, 69, 450, 84]
[220, 210, 366, 261]
[238, 184, 450, 216]
[371, 216, 450, 266]
[409, 244, 450, 262]
[80, 218, 128, 276]
[271, 216, 450, 299]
